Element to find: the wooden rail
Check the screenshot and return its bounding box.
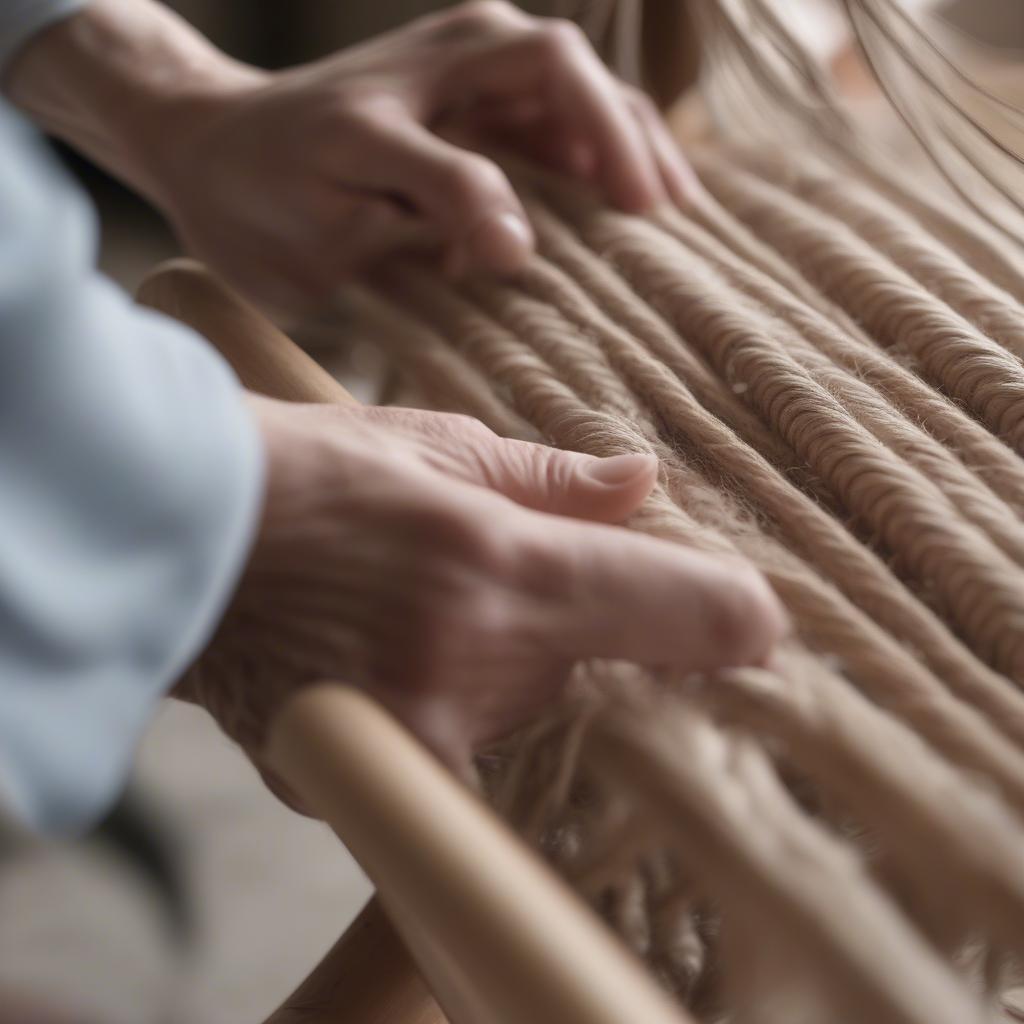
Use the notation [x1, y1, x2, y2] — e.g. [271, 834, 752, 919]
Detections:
[137, 260, 689, 1024]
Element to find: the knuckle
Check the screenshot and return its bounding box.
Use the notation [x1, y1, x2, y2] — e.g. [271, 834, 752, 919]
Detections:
[409, 588, 514, 696]
[332, 95, 391, 136]
[317, 92, 372, 133]
[417, 412, 497, 476]
[412, 499, 512, 588]
[535, 18, 588, 59]
[443, 152, 509, 208]
[625, 84, 657, 116]
[705, 567, 784, 663]
[385, 513, 497, 668]
[454, 583, 516, 646]
[415, 500, 486, 558]
[457, 0, 516, 27]
[506, 527, 572, 602]
[406, 560, 518, 683]
[542, 450, 578, 496]
[438, 411, 493, 443]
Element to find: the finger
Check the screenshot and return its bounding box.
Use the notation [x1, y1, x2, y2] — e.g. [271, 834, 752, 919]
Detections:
[473, 437, 659, 523]
[336, 112, 534, 276]
[321, 192, 432, 278]
[365, 408, 659, 523]
[626, 92, 701, 207]
[624, 86, 702, 207]
[461, 107, 598, 179]
[222, 190, 425, 312]
[452, 21, 665, 211]
[517, 515, 790, 671]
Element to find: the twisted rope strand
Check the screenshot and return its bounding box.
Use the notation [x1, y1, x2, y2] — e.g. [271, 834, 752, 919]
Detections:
[340, 140, 1024, 1017]
[365, 264, 1024, 818]
[646, 192, 1024, 554]
[736, 149, 1024, 362]
[490, 245, 1024, 746]
[568, 217, 1024, 678]
[699, 159, 1024, 450]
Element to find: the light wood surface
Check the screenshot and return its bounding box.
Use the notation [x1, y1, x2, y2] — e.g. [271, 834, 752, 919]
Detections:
[137, 260, 347, 406]
[137, 260, 689, 1024]
[268, 685, 689, 1024]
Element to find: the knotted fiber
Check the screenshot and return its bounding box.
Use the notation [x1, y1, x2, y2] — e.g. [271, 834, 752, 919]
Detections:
[325, 5, 1024, 1020]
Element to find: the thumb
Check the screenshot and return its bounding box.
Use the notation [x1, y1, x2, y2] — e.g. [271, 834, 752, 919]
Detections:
[343, 113, 534, 275]
[480, 437, 659, 522]
[363, 407, 658, 521]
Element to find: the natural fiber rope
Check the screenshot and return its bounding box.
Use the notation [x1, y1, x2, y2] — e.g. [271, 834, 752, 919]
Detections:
[556, 202, 1024, 675]
[669, 180, 1024, 521]
[697, 159, 1024, 453]
[337, 142, 1024, 1018]
[734, 149, 1024, 361]
[364, 233, 1024, 895]
[320, 5, 1024, 1015]
[518, 199, 1024, 735]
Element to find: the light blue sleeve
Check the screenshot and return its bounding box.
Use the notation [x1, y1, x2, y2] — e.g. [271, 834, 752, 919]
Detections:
[0, 103, 264, 834]
[0, 0, 86, 68]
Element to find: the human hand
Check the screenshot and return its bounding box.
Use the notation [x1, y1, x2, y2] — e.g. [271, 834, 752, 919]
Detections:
[7, 0, 694, 310]
[138, 1, 697, 310]
[181, 397, 787, 801]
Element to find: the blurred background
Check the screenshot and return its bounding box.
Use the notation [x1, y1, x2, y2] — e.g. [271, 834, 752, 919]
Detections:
[1, 2, 1022, 1023]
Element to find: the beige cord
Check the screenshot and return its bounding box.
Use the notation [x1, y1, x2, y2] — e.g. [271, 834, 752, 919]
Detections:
[328, 4, 1024, 1018]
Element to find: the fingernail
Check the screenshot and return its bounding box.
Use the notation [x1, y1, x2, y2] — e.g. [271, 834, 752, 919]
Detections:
[470, 211, 534, 274]
[582, 453, 657, 486]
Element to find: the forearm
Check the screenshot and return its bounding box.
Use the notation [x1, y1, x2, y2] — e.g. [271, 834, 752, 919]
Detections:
[2, 0, 262, 204]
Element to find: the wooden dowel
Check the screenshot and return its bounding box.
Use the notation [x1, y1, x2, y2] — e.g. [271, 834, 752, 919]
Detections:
[138, 259, 690, 1024]
[137, 259, 351, 405]
[268, 686, 690, 1024]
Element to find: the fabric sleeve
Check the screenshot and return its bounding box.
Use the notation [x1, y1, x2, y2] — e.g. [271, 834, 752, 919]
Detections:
[0, 103, 264, 834]
[0, 0, 85, 69]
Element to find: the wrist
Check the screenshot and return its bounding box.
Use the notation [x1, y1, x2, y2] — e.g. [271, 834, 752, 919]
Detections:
[5, 0, 267, 204]
[122, 59, 269, 210]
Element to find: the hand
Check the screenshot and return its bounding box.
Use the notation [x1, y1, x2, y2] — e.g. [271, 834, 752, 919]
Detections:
[8, 0, 694, 310]
[137, 1, 697, 310]
[181, 398, 787, 801]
